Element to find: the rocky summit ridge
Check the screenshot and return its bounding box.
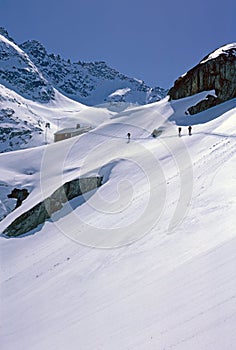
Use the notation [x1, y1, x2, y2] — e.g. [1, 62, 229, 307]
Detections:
[20, 39, 166, 106]
[0, 28, 166, 106]
[0, 32, 54, 103]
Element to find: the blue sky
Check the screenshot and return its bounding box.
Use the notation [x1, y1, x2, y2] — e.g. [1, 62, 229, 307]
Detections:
[0, 0, 235, 88]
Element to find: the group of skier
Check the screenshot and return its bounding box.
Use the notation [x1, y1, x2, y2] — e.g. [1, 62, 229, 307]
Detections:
[126, 126, 193, 141]
[178, 125, 192, 137]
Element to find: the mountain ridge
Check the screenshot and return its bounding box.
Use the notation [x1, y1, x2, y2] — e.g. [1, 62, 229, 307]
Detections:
[0, 27, 166, 106]
[20, 39, 166, 105]
[0, 33, 55, 103]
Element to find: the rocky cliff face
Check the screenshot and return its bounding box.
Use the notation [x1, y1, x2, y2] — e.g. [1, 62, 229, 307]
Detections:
[168, 43, 236, 114]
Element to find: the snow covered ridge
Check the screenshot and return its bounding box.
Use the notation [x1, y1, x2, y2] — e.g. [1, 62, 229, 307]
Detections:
[0, 34, 54, 103]
[20, 39, 166, 105]
[200, 42, 236, 64]
[0, 28, 167, 106]
[0, 27, 167, 153]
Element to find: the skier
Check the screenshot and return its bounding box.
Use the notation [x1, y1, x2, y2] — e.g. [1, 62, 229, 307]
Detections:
[178, 127, 182, 137]
[127, 132, 131, 142]
[188, 125, 192, 136]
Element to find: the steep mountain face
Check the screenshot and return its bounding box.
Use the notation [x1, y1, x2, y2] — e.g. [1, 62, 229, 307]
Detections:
[20, 40, 166, 105]
[168, 43, 236, 114]
[0, 28, 166, 106]
[0, 34, 54, 103]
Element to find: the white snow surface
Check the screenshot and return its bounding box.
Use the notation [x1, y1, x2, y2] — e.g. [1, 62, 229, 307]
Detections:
[200, 42, 236, 64]
[108, 87, 131, 98]
[1, 92, 236, 349]
[0, 83, 113, 152]
[0, 34, 36, 70]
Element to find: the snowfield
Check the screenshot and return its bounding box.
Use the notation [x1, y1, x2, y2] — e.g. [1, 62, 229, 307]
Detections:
[1, 93, 236, 349]
[0, 83, 114, 153]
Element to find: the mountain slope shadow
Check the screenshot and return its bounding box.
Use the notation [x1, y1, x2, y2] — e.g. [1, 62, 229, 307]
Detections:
[169, 98, 236, 126]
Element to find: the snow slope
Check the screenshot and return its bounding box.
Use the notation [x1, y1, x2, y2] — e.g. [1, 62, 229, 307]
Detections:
[0, 83, 114, 153]
[0, 85, 114, 216]
[1, 93, 236, 349]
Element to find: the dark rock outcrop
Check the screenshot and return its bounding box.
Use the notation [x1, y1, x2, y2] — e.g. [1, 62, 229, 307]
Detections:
[168, 43, 236, 114]
[3, 176, 103, 237]
[7, 188, 29, 209]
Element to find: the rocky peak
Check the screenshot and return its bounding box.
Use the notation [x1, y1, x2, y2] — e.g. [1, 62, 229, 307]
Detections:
[22, 40, 166, 105]
[0, 34, 54, 103]
[20, 40, 48, 61]
[168, 43, 236, 114]
[0, 28, 167, 106]
[0, 27, 15, 43]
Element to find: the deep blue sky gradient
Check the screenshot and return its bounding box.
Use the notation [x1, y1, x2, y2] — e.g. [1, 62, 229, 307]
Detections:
[0, 0, 235, 88]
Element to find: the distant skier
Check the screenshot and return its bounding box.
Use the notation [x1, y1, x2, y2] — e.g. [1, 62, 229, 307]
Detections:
[127, 132, 131, 142]
[178, 127, 182, 137]
[188, 125, 192, 136]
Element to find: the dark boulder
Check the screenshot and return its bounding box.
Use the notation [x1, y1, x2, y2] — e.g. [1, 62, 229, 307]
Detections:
[8, 188, 29, 209]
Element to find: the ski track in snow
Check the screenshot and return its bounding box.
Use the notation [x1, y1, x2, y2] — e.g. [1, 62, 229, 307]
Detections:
[0, 94, 236, 350]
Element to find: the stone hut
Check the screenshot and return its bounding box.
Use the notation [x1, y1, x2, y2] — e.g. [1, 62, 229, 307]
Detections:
[54, 124, 92, 142]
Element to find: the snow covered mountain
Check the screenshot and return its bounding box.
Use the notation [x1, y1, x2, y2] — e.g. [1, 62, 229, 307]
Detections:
[0, 32, 54, 102]
[0, 28, 166, 106]
[0, 29, 124, 153]
[1, 27, 236, 350]
[20, 39, 166, 105]
[0, 82, 114, 153]
[0, 28, 166, 153]
[1, 91, 236, 349]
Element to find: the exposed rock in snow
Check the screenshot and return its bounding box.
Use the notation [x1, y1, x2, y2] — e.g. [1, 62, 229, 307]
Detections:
[0, 86, 44, 153]
[3, 176, 103, 237]
[168, 43, 236, 114]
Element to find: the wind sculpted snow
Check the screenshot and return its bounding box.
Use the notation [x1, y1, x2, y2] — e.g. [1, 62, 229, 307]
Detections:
[1, 93, 236, 350]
